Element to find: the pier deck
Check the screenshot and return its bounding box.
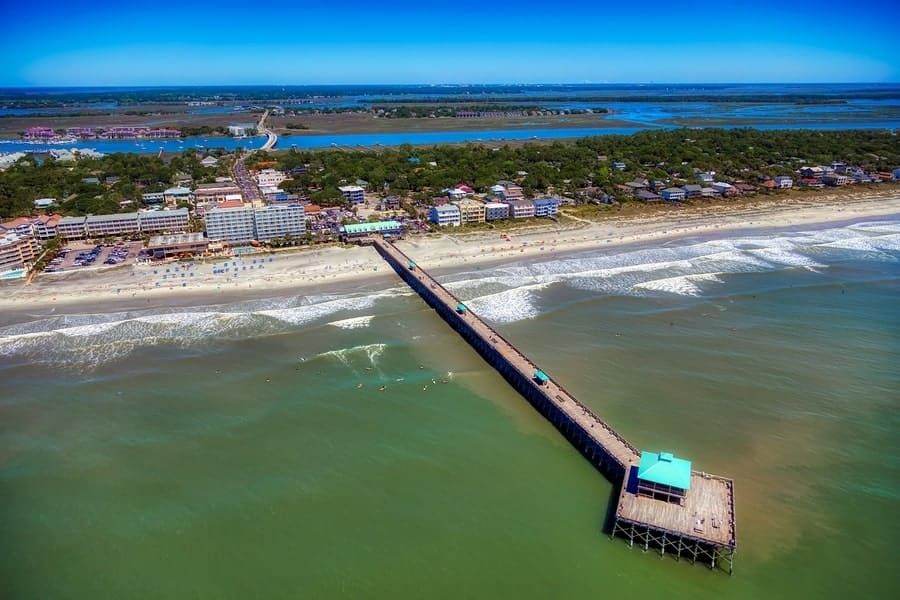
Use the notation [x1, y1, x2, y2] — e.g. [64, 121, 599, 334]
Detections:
[370, 236, 736, 572]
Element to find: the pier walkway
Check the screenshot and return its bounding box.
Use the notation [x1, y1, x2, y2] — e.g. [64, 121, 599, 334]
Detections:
[370, 236, 736, 573]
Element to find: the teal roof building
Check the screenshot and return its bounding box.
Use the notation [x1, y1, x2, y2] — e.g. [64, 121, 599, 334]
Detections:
[635, 451, 692, 505]
[638, 451, 692, 490]
[340, 220, 403, 237]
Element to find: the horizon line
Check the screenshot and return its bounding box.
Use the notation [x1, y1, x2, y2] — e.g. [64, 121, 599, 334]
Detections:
[2, 81, 900, 90]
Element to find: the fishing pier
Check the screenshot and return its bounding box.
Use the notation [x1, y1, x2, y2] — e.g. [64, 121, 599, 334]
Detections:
[368, 236, 736, 573]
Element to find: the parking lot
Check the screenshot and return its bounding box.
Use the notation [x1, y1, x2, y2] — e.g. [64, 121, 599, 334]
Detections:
[46, 241, 144, 272]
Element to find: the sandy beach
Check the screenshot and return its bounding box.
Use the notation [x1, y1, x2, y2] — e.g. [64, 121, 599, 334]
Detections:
[3, 190, 898, 312]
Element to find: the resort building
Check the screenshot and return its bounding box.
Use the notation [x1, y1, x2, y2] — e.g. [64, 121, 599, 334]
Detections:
[33, 215, 61, 240]
[142, 192, 165, 204]
[661, 187, 686, 201]
[147, 233, 210, 259]
[454, 199, 486, 224]
[57, 216, 88, 240]
[33, 198, 55, 210]
[137, 208, 190, 234]
[84, 213, 141, 238]
[483, 202, 510, 221]
[0, 233, 40, 273]
[253, 204, 306, 243]
[635, 451, 692, 506]
[774, 176, 794, 189]
[205, 206, 256, 243]
[193, 182, 242, 204]
[532, 196, 560, 217]
[256, 169, 287, 188]
[163, 186, 193, 206]
[507, 199, 535, 219]
[200, 156, 219, 168]
[429, 204, 462, 227]
[338, 185, 365, 205]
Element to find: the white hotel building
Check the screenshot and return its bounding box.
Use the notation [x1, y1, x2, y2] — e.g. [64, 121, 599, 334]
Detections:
[205, 206, 256, 243]
[253, 204, 305, 242]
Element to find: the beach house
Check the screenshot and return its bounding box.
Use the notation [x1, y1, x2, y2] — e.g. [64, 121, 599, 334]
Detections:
[635, 451, 692, 506]
[429, 204, 461, 227]
[774, 176, 794, 189]
[661, 187, 686, 202]
[507, 199, 535, 219]
[483, 202, 510, 221]
[532, 196, 560, 217]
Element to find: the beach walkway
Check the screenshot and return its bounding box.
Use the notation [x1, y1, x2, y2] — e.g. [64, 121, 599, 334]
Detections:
[369, 235, 737, 573]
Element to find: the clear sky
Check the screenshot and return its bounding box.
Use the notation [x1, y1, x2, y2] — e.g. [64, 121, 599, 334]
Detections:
[1, 0, 898, 86]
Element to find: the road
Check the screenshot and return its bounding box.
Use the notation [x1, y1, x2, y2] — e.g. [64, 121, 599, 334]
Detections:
[257, 109, 277, 151]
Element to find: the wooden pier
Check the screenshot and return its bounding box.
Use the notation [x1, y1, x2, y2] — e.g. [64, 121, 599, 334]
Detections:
[369, 236, 736, 573]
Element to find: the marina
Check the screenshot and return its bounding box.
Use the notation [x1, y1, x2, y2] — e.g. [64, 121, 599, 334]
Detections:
[368, 235, 737, 573]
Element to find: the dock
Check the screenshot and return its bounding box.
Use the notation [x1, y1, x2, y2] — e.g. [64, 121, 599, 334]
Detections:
[369, 236, 736, 573]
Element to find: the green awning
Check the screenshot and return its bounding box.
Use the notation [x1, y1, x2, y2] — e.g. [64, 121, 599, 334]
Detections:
[456, 303, 467, 313]
[534, 370, 549, 383]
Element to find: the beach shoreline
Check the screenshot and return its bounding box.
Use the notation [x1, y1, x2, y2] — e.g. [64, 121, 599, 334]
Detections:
[2, 190, 898, 317]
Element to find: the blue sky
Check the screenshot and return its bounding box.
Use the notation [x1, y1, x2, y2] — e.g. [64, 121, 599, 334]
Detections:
[1, 0, 898, 86]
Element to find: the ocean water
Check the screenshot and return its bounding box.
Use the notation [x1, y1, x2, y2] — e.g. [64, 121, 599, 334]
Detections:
[1, 218, 898, 598]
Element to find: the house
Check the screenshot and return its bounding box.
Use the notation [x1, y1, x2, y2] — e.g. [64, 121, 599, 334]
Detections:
[430, 204, 461, 227]
[455, 183, 474, 195]
[800, 178, 824, 188]
[712, 182, 735, 196]
[532, 197, 560, 218]
[445, 187, 467, 201]
[612, 161, 626, 170]
[624, 181, 647, 195]
[489, 184, 506, 195]
[823, 174, 849, 186]
[635, 190, 662, 202]
[660, 187, 685, 202]
[500, 185, 524, 201]
[338, 185, 365, 205]
[380, 196, 401, 211]
[142, 192, 165, 204]
[33, 198, 55, 210]
[761, 180, 778, 190]
[174, 173, 193, 186]
[697, 172, 715, 184]
[699, 187, 717, 197]
[507, 199, 535, 219]
[200, 156, 219, 168]
[893, 168, 900, 180]
[81, 177, 101, 185]
[483, 202, 509, 221]
[734, 183, 757, 195]
[681, 184, 702, 198]
[774, 176, 793, 189]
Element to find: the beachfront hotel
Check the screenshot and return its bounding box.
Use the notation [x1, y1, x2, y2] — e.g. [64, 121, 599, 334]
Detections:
[205, 206, 256, 243]
[0, 232, 40, 273]
[484, 202, 510, 221]
[253, 204, 306, 243]
[137, 208, 190, 234]
[55, 209, 190, 240]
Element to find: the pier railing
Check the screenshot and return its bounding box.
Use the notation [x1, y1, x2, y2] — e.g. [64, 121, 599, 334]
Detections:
[373, 238, 640, 466]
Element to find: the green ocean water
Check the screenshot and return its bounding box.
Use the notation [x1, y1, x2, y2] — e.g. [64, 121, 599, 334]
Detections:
[1, 219, 898, 598]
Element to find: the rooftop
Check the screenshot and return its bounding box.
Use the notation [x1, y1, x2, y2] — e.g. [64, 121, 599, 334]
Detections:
[637, 451, 692, 490]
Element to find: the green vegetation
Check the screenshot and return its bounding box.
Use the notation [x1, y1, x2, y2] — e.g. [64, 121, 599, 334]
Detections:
[179, 125, 228, 137]
[2, 128, 898, 220]
[248, 128, 900, 200]
[0, 150, 230, 218]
